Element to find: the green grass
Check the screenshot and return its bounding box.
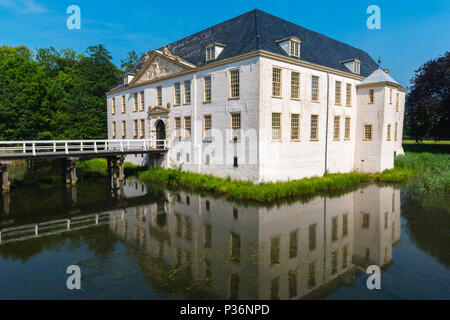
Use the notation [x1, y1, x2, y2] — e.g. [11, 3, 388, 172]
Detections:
[137, 166, 415, 202]
[77, 150, 449, 202]
[395, 152, 450, 193]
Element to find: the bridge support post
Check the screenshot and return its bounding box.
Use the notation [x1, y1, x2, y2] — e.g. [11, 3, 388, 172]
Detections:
[0, 162, 11, 193]
[64, 158, 78, 186]
[118, 156, 125, 181]
[2, 192, 10, 215]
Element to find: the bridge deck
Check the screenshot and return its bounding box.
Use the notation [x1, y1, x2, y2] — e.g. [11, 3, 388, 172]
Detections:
[0, 139, 167, 161]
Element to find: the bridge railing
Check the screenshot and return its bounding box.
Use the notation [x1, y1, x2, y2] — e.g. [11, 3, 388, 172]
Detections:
[0, 139, 167, 156]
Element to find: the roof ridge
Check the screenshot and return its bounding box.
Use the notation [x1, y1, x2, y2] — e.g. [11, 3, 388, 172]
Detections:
[253, 9, 260, 50]
[254, 9, 371, 58]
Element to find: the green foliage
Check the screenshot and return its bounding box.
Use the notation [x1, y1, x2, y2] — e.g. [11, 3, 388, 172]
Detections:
[136, 166, 415, 202]
[405, 51, 449, 141]
[395, 152, 450, 192]
[120, 50, 140, 72]
[0, 45, 122, 140]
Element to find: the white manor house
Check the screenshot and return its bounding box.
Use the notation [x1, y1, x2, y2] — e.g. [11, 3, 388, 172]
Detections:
[106, 9, 406, 182]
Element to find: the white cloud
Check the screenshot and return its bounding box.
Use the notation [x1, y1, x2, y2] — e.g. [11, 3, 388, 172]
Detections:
[0, 0, 47, 14]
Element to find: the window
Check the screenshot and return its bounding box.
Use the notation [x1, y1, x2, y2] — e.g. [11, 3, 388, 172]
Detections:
[387, 124, 391, 141]
[112, 121, 116, 138]
[346, 83, 352, 106]
[290, 40, 300, 57]
[335, 81, 341, 105]
[230, 232, 240, 262]
[174, 117, 181, 139]
[228, 274, 239, 299]
[203, 224, 211, 249]
[361, 212, 370, 228]
[392, 193, 395, 212]
[385, 212, 389, 230]
[174, 82, 181, 105]
[331, 249, 338, 275]
[310, 115, 319, 140]
[342, 245, 348, 269]
[270, 236, 280, 266]
[342, 214, 348, 236]
[389, 89, 393, 104]
[112, 98, 116, 114]
[311, 76, 319, 102]
[206, 45, 215, 61]
[156, 86, 162, 106]
[203, 115, 212, 140]
[133, 120, 138, 138]
[139, 92, 145, 111]
[184, 80, 191, 104]
[289, 230, 298, 258]
[204, 76, 211, 102]
[271, 277, 280, 300]
[233, 156, 238, 168]
[288, 270, 297, 298]
[272, 67, 281, 97]
[308, 261, 316, 288]
[395, 123, 398, 141]
[184, 116, 191, 139]
[309, 224, 317, 251]
[344, 117, 351, 140]
[291, 72, 300, 99]
[229, 69, 240, 99]
[133, 93, 138, 112]
[231, 113, 241, 141]
[364, 124, 372, 141]
[121, 120, 126, 138]
[272, 113, 281, 141]
[332, 216, 338, 241]
[140, 119, 145, 138]
[121, 95, 126, 113]
[354, 61, 360, 74]
[291, 113, 300, 140]
[333, 116, 340, 140]
[369, 89, 374, 104]
[396, 93, 399, 112]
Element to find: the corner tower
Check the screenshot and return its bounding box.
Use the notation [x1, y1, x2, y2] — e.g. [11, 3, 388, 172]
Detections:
[354, 68, 406, 173]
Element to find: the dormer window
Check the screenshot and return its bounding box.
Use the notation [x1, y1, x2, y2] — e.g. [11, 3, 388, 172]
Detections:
[290, 40, 300, 57]
[277, 37, 301, 58]
[205, 42, 225, 62]
[341, 59, 361, 74]
[206, 45, 215, 61]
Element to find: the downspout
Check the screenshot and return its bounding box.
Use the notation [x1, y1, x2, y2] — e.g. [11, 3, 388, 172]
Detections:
[193, 73, 201, 173]
[324, 72, 330, 175]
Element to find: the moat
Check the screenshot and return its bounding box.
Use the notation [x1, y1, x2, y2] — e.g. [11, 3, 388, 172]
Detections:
[0, 176, 448, 299]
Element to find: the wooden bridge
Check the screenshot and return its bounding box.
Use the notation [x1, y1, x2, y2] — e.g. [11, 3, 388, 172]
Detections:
[0, 139, 167, 192]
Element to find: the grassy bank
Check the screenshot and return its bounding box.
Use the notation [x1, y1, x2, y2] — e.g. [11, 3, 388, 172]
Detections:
[137, 167, 415, 202]
[76, 150, 448, 201]
[395, 152, 449, 192]
[402, 140, 450, 154]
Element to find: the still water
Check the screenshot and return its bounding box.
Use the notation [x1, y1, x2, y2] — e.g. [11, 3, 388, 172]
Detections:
[0, 177, 449, 300]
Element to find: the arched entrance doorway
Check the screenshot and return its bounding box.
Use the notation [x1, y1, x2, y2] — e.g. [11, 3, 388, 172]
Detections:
[155, 120, 166, 149]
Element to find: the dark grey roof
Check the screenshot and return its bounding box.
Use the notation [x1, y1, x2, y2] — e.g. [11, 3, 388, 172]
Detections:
[110, 9, 379, 92]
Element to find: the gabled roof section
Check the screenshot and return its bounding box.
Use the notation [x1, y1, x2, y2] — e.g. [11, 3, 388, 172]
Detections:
[359, 67, 400, 86]
[109, 9, 380, 93]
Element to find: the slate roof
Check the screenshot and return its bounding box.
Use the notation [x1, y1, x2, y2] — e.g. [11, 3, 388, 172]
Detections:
[110, 9, 380, 92]
[359, 67, 400, 86]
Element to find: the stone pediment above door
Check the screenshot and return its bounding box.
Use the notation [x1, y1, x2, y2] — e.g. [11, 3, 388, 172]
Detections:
[131, 48, 195, 85]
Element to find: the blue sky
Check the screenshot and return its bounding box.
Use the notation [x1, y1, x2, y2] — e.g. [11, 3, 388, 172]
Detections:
[1, 0, 449, 87]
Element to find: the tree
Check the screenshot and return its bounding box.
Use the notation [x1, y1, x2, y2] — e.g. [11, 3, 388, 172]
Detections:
[120, 50, 140, 72]
[0, 44, 122, 141]
[405, 51, 450, 141]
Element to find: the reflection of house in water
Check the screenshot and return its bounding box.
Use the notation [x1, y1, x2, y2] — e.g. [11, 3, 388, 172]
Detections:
[109, 184, 401, 299]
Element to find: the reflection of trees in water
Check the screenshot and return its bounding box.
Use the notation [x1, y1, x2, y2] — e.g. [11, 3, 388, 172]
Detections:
[0, 225, 117, 262]
[402, 189, 450, 267]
